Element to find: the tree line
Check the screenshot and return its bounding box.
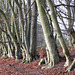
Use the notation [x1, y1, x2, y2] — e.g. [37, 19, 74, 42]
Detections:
[0, 0, 75, 72]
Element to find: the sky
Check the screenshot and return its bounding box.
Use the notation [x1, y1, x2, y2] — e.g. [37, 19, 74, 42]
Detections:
[37, 0, 75, 41]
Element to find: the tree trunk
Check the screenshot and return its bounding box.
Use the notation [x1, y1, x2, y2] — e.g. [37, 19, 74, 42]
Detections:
[66, 0, 74, 47]
[68, 28, 75, 47]
[27, 0, 31, 45]
[46, 0, 71, 67]
[0, 8, 20, 61]
[36, 0, 59, 69]
[13, 0, 32, 63]
[30, 0, 39, 60]
[69, 36, 73, 46]
[8, 0, 22, 60]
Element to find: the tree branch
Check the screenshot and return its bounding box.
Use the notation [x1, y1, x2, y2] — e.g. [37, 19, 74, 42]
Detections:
[55, 4, 75, 8]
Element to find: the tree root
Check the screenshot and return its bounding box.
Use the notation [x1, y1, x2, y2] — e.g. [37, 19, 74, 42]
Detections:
[66, 59, 75, 72]
[15, 58, 19, 61]
[41, 60, 58, 69]
[64, 57, 72, 67]
[38, 58, 47, 65]
[41, 64, 51, 69]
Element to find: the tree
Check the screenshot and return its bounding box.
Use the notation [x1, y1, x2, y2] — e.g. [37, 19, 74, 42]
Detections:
[30, 0, 39, 60]
[0, 0, 39, 62]
[0, 0, 75, 71]
[46, 0, 71, 67]
[36, 0, 59, 69]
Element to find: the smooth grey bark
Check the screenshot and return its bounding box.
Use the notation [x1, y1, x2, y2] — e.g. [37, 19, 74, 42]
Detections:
[0, 9, 20, 60]
[46, 0, 71, 67]
[8, 0, 21, 60]
[30, 0, 39, 60]
[27, 0, 31, 45]
[13, 0, 32, 63]
[36, 0, 59, 69]
[6, 36, 14, 58]
[8, 0, 20, 42]
[1, 29, 7, 57]
[10, 0, 15, 57]
[69, 36, 73, 46]
[44, 6, 61, 59]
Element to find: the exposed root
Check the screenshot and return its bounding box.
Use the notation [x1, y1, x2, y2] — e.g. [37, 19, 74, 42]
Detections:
[64, 62, 70, 67]
[66, 59, 75, 72]
[41, 64, 51, 69]
[38, 57, 47, 65]
[20, 57, 32, 64]
[24, 55, 32, 63]
[66, 66, 75, 72]
[21, 60, 26, 64]
[41, 60, 58, 69]
[1, 55, 9, 59]
[64, 59, 71, 67]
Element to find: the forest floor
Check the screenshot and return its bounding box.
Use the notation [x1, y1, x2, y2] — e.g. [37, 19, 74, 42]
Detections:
[0, 46, 75, 75]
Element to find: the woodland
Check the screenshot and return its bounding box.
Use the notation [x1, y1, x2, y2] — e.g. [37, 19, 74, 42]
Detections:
[0, 0, 75, 75]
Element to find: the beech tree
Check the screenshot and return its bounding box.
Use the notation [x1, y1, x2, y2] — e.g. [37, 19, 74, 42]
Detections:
[0, 0, 75, 72]
[0, 0, 39, 62]
[53, 0, 75, 70]
[46, 0, 71, 67]
[30, 0, 39, 60]
[36, 0, 59, 69]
